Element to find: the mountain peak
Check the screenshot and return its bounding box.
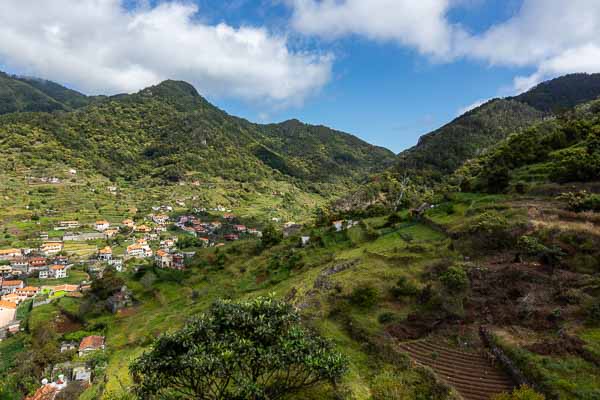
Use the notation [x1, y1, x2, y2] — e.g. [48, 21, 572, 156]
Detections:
[137, 79, 211, 112]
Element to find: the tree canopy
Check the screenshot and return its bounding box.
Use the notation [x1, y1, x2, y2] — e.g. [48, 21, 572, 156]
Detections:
[130, 296, 347, 399]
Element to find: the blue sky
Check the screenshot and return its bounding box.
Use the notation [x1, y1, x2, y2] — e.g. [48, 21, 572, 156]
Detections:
[184, 0, 532, 152]
[1, 0, 599, 153]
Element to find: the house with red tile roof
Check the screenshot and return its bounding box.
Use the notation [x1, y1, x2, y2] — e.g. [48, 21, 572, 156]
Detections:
[79, 335, 105, 356]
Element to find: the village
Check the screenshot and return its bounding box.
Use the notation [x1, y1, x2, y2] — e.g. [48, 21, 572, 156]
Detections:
[0, 203, 277, 398]
[0, 186, 364, 400]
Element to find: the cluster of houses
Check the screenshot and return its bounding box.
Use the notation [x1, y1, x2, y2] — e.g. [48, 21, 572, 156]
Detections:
[174, 213, 262, 245]
[0, 247, 70, 280]
[26, 335, 105, 400]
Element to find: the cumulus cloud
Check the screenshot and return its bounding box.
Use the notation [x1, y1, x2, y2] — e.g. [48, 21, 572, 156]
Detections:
[289, 0, 600, 94]
[290, 0, 466, 59]
[0, 0, 332, 103]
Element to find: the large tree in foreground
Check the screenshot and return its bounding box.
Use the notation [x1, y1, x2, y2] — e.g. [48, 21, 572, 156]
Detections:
[130, 296, 347, 399]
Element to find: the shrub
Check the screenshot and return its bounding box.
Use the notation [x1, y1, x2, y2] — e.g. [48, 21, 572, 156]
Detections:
[559, 190, 600, 212]
[492, 385, 545, 400]
[439, 265, 469, 293]
[349, 285, 379, 308]
[390, 277, 419, 298]
[377, 312, 396, 324]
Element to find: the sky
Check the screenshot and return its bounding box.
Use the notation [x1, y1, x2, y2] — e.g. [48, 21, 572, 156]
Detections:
[1, 1, 600, 153]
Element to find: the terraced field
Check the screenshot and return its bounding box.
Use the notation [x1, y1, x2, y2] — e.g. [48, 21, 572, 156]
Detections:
[398, 339, 514, 400]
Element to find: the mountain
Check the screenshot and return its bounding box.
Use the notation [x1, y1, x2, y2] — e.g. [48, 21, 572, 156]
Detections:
[393, 73, 600, 180]
[511, 72, 600, 113]
[454, 97, 600, 193]
[0, 71, 95, 114]
[394, 99, 544, 179]
[0, 77, 395, 222]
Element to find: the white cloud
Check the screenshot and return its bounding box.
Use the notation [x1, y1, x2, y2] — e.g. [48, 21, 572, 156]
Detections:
[289, 0, 467, 59]
[289, 0, 600, 94]
[457, 98, 491, 116]
[0, 0, 332, 104]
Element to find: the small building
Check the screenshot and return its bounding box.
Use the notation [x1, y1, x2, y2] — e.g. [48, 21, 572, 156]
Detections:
[78, 335, 105, 357]
[15, 286, 40, 299]
[122, 219, 135, 228]
[172, 253, 185, 270]
[152, 214, 169, 224]
[41, 241, 63, 256]
[94, 220, 110, 232]
[49, 265, 67, 279]
[98, 246, 113, 261]
[29, 257, 47, 270]
[108, 258, 123, 272]
[104, 228, 119, 238]
[224, 234, 239, 241]
[126, 243, 153, 258]
[0, 280, 24, 295]
[233, 224, 247, 232]
[60, 341, 78, 353]
[155, 250, 172, 269]
[10, 258, 29, 273]
[107, 286, 133, 313]
[57, 221, 80, 230]
[38, 269, 49, 279]
[134, 225, 151, 233]
[0, 248, 21, 260]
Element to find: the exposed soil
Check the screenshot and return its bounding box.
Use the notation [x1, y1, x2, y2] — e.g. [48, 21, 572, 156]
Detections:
[465, 259, 587, 331]
[55, 312, 83, 334]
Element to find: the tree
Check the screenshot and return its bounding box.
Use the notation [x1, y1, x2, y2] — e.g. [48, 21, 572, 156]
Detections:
[130, 296, 347, 400]
[260, 223, 282, 249]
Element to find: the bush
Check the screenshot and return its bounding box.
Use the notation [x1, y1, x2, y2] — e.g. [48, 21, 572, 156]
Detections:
[559, 190, 600, 212]
[377, 312, 396, 324]
[439, 265, 469, 293]
[492, 385, 545, 400]
[349, 285, 379, 308]
[390, 277, 419, 298]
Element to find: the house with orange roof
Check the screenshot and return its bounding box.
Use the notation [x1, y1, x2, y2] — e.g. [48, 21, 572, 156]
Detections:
[126, 243, 152, 258]
[0, 280, 24, 295]
[49, 265, 67, 279]
[134, 224, 151, 233]
[94, 220, 110, 231]
[1, 293, 20, 304]
[15, 286, 40, 299]
[122, 218, 135, 228]
[0, 248, 21, 260]
[41, 241, 63, 256]
[155, 249, 172, 269]
[151, 214, 169, 224]
[104, 228, 119, 238]
[98, 246, 113, 261]
[79, 335, 105, 356]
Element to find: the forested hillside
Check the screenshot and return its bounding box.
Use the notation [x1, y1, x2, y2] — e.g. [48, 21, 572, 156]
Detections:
[393, 73, 600, 180]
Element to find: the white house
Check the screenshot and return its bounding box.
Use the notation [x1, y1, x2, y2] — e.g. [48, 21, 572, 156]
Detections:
[49, 265, 67, 279]
[41, 241, 63, 256]
[95, 220, 110, 231]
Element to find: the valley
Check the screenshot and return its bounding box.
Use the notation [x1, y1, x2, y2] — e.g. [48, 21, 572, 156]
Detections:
[0, 72, 599, 400]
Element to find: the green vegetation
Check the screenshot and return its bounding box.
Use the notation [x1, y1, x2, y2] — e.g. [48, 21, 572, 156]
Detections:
[130, 296, 347, 399]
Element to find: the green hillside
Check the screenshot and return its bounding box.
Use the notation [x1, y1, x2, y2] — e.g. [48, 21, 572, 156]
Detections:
[394, 73, 600, 180]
